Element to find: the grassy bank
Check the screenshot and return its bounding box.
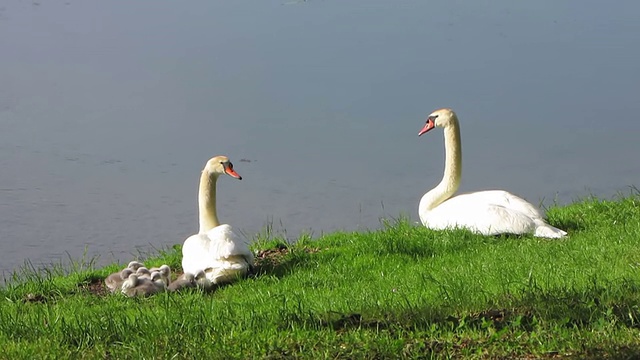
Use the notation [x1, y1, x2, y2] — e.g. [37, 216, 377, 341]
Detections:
[1, 194, 639, 359]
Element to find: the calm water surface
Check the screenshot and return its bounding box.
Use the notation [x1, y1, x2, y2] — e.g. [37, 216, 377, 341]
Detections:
[1, 1, 639, 276]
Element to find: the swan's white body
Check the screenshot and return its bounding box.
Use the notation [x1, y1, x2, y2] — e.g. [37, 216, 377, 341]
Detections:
[181, 156, 254, 285]
[418, 108, 567, 238]
[182, 225, 254, 284]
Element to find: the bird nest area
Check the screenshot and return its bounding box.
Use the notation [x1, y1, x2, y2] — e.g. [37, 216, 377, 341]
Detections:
[84, 279, 110, 297]
[255, 243, 321, 263]
[251, 244, 321, 275]
[15, 244, 324, 302]
[254, 245, 292, 265]
[68, 245, 320, 298]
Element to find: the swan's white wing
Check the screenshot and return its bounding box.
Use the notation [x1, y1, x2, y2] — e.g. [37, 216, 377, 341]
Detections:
[206, 224, 254, 263]
[452, 191, 567, 238]
[203, 256, 253, 284]
[181, 233, 211, 275]
[182, 224, 254, 276]
[424, 194, 536, 236]
[455, 190, 544, 220]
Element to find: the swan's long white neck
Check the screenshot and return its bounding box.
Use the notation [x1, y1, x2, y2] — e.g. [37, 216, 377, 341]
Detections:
[198, 170, 220, 233]
[419, 119, 462, 214]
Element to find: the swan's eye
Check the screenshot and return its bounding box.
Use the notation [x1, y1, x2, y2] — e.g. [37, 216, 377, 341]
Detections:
[428, 115, 438, 121]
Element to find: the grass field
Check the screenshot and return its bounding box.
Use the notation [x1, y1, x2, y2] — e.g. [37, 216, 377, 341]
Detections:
[1, 193, 639, 359]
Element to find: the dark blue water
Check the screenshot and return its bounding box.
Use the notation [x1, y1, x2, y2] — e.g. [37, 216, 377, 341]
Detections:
[1, 0, 639, 275]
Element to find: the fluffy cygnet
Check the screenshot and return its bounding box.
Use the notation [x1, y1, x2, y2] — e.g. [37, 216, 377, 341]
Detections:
[121, 272, 165, 297]
[104, 268, 134, 293]
[149, 265, 171, 286]
[167, 272, 197, 292]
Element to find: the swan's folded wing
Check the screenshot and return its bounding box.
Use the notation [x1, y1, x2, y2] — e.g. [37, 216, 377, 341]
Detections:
[427, 199, 536, 236]
[455, 190, 545, 220]
[204, 257, 252, 284]
[181, 233, 210, 274]
[206, 224, 255, 264]
[480, 205, 537, 235]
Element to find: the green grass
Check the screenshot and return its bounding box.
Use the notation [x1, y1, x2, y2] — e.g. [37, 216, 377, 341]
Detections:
[1, 194, 640, 359]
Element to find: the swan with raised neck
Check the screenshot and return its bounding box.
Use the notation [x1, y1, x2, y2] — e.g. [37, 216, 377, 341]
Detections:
[418, 108, 567, 238]
[418, 108, 462, 212]
[181, 155, 254, 283]
[198, 156, 242, 233]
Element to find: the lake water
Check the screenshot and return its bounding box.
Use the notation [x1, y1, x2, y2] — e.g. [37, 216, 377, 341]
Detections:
[1, 1, 639, 276]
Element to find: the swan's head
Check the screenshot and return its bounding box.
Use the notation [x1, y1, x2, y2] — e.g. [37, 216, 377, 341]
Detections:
[418, 108, 458, 136]
[204, 156, 242, 180]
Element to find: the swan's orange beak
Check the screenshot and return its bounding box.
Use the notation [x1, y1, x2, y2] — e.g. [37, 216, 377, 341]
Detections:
[226, 169, 242, 180]
[418, 118, 435, 136]
[223, 163, 242, 180]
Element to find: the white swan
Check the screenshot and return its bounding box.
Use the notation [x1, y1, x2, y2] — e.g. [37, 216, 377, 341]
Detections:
[181, 156, 255, 284]
[417, 108, 567, 238]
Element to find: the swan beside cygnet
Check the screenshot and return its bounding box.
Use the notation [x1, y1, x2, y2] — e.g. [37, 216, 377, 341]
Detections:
[417, 108, 567, 238]
[167, 272, 197, 292]
[181, 156, 255, 285]
[194, 270, 215, 291]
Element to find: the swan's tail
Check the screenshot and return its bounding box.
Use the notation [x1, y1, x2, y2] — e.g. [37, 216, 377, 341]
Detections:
[533, 220, 567, 238]
[204, 256, 252, 284]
